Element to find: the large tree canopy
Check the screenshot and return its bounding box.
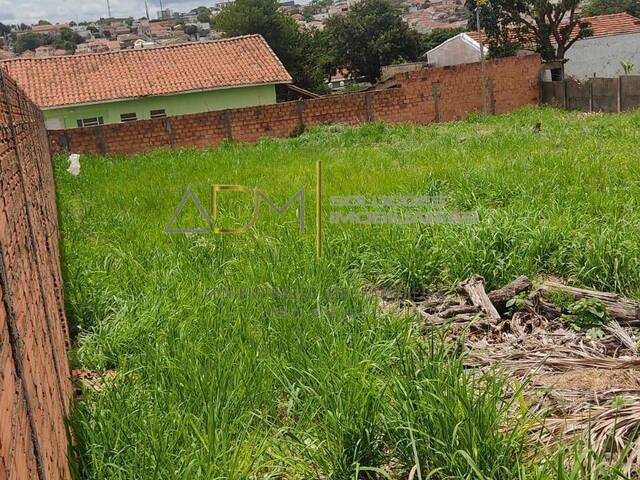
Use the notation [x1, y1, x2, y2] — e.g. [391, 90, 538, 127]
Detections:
[215, 0, 330, 91]
[466, 0, 593, 61]
[582, 0, 640, 17]
[419, 27, 466, 54]
[325, 0, 420, 83]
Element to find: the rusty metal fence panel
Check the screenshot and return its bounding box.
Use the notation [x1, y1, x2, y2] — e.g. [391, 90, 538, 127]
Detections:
[541, 75, 640, 113]
[620, 75, 640, 112]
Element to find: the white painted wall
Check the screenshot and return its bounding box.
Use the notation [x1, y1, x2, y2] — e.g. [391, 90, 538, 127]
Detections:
[565, 32, 640, 79]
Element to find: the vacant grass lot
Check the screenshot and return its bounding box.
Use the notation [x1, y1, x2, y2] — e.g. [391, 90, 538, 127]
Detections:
[56, 107, 640, 479]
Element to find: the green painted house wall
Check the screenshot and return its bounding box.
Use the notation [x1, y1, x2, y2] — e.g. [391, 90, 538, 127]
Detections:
[43, 84, 277, 129]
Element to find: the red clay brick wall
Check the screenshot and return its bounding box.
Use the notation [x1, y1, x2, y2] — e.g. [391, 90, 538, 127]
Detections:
[0, 69, 72, 479]
[49, 54, 541, 156]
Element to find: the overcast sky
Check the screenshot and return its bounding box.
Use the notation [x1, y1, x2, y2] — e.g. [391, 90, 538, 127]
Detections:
[0, 0, 234, 25]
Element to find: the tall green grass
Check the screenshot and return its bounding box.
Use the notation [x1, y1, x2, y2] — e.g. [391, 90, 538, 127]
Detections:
[56, 107, 640, 479]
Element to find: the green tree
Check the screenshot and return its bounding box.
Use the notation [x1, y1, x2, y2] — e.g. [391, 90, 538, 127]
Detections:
[14, 32, 47, 54]
[466, 0, 593, 62]
[325, 0, 420, 83]
[190, 6, 213, 22]
[184, 24, 199, 36]
[419, 27, 465, 54]
[0, 22, 11, 36]
[53, 27, 85, 52]
[197, 11, 212, 23]
[215, 0, 331, 91]
[582, 0, 640, 17]
[302, 0, 333, 19]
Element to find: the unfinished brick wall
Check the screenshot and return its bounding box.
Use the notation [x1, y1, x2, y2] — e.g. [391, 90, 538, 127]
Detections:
[49, 54, 541, 156]
[0, 69, 72, 479]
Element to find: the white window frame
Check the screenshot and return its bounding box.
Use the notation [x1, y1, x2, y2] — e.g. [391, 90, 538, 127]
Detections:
[120, 112, 138, 123]
[76, 116, 104, 128]
[150, 109, 166, 119]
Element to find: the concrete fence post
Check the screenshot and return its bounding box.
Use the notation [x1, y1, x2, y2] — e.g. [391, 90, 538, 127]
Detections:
[487, 78, 496, 114]
[59, 132, 70, 153]
[618, 76, 622, 113]
[163, 118, 176, 148]
[296, 100, 305, 134]
[364, 93, 374, 122]
[431, 81, 441, 122]
[96, 125, 107, 155]
[221, 110, 233, 141]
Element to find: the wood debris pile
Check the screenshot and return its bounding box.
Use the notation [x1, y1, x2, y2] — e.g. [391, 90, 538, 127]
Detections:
[412, 275, 640, 473]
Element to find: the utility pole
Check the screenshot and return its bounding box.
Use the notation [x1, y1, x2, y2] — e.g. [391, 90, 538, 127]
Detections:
[106, 0, 112, 18]
[145, 0, 150, 19]
[476, 0, 488, 113]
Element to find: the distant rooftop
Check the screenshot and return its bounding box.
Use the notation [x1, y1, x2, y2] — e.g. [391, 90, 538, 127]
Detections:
[467, 12, 640, 44]
[0, 35, 292, 109]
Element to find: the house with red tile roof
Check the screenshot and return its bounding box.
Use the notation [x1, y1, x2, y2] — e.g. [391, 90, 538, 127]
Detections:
[0, 35, 292, 130]
[559, 13, 640, 79]
[30, 23, 68, 35]
[426, 13, 640, 79]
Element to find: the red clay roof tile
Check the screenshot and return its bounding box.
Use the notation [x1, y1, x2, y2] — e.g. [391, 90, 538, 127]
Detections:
[467, 12, 640, 43]
[578, 12, 640, 37]
[0, 34, 292, 108]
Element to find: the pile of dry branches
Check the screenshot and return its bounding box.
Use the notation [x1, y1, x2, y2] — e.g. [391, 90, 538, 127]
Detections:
[413, 275, 640, 474]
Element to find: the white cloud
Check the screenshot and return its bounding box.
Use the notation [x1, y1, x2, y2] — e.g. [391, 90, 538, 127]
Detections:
[0, 0, 213, 25]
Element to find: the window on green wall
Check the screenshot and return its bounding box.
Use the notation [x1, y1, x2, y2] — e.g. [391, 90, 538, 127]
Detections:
[120, 112, 138, 122]
[77, 117, 104, 127]
[150, 109, 166, 119]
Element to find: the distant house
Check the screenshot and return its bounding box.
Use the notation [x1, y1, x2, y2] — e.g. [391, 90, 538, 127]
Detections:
[1, 35, 292, 130]
[110, 23, 131, 36]
[34, 45, 56, 58]
[71, 26, 93, 39]
[424, 32, 487, 68]
[558, 13, 640, 79]
[30, 23, 68, 36]
[137, 20, 172, 37]
[426, 13, 640, 79]
[116, 33, 143, 48]
[402, 11, 465, 34]
[34, 45, 69, 58]
[75, 39, 121, 54]
[133, 38, 156, 49]
[327, 69, 352, 90]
